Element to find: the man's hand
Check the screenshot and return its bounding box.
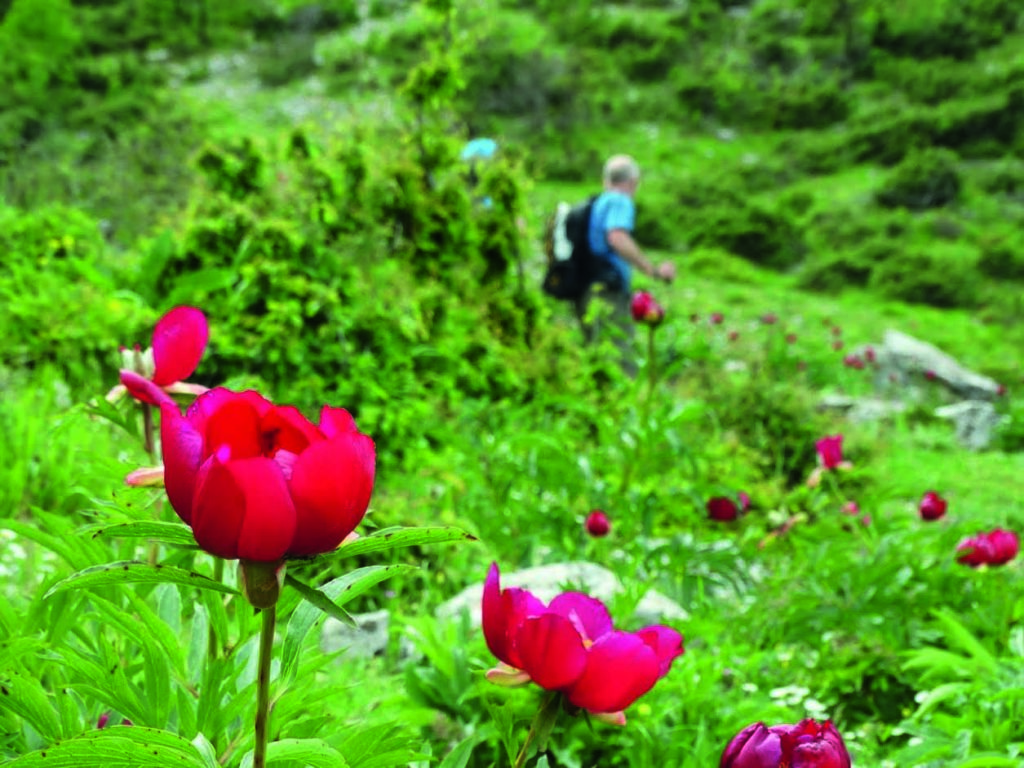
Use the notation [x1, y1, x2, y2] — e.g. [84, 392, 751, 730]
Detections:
[655, 261, 676, 283]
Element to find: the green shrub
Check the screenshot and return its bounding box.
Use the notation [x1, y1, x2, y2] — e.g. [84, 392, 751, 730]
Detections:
[977, 238, 1024, 281]
[875, 147, 962, 210]
[869, 249, 980, 307]
[688, 203, 805, 270]
[798, 238, 903, 293]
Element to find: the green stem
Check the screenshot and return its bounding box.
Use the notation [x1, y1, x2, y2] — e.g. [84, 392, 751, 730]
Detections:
[620, 327, 659, 497]
[645, 325, 657, 405]
[253, 605, 276, 768]
[208, 558, 225, 660]
[513, 692, 561, 768]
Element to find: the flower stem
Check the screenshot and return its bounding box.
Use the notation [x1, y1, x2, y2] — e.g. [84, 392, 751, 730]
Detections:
[253, 605, 276, 768]
[513, 691, 561, 768]
[645, 325, 657, 404]
[207, 558, 225, 660]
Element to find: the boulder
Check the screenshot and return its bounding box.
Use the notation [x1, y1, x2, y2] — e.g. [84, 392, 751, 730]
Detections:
[872, 330, 1000, 401]
[321, 609, 390, 660]
[934, 400, 1006, 451]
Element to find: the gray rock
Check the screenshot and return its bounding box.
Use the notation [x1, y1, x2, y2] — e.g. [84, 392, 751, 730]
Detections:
[435, 561, 688, 629]
[819, 394, 907, 422]
[934, 400, 1006, 451]
[876, 330, 1000, 401]
[321, 609, 390, 659]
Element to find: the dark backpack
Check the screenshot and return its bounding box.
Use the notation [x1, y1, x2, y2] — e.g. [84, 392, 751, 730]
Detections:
[542, 194, 599, 301]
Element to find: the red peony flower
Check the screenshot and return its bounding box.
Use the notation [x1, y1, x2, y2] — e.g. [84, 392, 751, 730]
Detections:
[815, 435, 844, 469]
[118, 307, 210, 405]
[720, 718, 852, 768]
[864, 346, 876, 364]
[728, 330, 740, 342]
[760, 313, 778, 325]
[585, 510, 611, 538]
[918, 490, 947, 521]
[482, 564, 683, 721]
[831, 339, 844, 351]
[842, 354, 864, 370]
[707, 496, 739, 522]
[630, 291, 665, 326]
[956, 528, 1020, 567]
[152, 386, 375, 562]
[710, 312, 725, 325]
[841, 501, 859, 516]
[785, 333, 797, 344]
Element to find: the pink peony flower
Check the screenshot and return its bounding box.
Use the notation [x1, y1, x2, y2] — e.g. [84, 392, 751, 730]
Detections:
[114, 306, 210, 406]
[918, 491, 947, 521]
[707, 496, 739, 522]
[956, 528, 1020, 567]
[720, 718, 852, 768]
[585, 510, 611, 538]
[630, 291, 665, 326]
[482, 564, 684, 721]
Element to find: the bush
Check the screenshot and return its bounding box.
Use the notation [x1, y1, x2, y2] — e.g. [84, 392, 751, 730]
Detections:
[869, 248, 980, 307]
[798, 238, 902, 293]
[875, 147, 962, 210]
[977, 238, 1024, 281]
[688, 202, 805, 270]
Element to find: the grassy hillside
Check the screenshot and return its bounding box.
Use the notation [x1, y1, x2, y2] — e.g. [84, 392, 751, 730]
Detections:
[1, 1, 1023, 766]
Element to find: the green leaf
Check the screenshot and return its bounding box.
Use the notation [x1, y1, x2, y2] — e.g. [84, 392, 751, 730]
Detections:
[281, 565, 415, 676]
[0, 672, 64, 742]
[954, 757, 1023, 768]
[239, 738, 349, 768]
[284, 574, 356, 627]
[86, 521, 199, 548]
[437, 736, 479, 768]
[325, 526, 476, 561]
[45, 561, 239, 599]
[5, 726, 207, 767]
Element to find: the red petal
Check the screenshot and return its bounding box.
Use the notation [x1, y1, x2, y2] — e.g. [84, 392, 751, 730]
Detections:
[636, 625, 685, 677]
[286, 432, 375, 556]
[121, 370, 176, 409]
[720, 722, 780, 767]
[319, 407, 357, 437]
[204, 397, 263, 460]
[260, 405, 321, 455]
[482, 564, 510, 664]
[515, 614, 587, 691]
[191, 457, 295, 561]
[547, 593, 613, 643]
[160, 403, 204, 524]
[151, 307, 208, 386]
[566, 631, 659, 713]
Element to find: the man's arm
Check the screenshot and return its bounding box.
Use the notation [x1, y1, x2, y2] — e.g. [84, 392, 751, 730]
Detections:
[607, 229, 676, 282]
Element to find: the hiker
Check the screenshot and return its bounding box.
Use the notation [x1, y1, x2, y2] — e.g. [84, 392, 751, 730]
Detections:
[576, 154, 676, 354]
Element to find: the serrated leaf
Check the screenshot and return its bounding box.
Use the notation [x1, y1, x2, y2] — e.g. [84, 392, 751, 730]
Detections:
[86, 521, 199, 548]
[239, 738, 348, 768]
[45, 561, 239, 599]
[326, 527, 476, 561]
[282, 565, 415, 676]
[5, 726, 207, 767]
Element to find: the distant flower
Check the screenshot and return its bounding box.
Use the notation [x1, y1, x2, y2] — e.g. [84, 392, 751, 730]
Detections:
[816, 435, 845, 469]
[785, 333, 797, 344]
[720, 718, 852, 768]
[482, 563, 684, 722]
[760, 313, 778, 325]
[585, 510, 610, 538]
[841, 501, 859, 516]
[831, 339, 844, 351]
[864, 346, 876, 364]
[738, 492, 751, 512]
[918, 491, 948, 521]
[728, 330, 740, 342]
[631, 291, 665, 327]
[924, 370, 937, 381]
[110, 306, 210, 405]
[997, 384, 1007, 396]
[707, 497, 739, 522]
[842, 354, 864, 370]
[956, 528, 1020, 567]
[710, 312, 725, 325]
[831, 326, 842, 336]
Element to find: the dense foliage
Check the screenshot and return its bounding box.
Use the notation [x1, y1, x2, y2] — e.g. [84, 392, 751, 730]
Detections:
[1, 0, 1023, 766]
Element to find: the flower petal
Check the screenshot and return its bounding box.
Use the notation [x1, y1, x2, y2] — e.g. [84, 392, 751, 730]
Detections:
[636, 625, 684, 677]
[151, 307, 208, 386]
[720, 722, 781, 768]
[565, 631, 659, 713]
[515, 613, 587, 691]
[160, 403, 204, 524]
[547, 592, 613, 643]
[121, 369, 176, 409]
[191, 457, 295, 561]
[203, 397, 263, 460]
[482, 563, 510, 665]
[319, 407, 357, 438]
[286, 431, 376, 557]
[260, 405, 321, 455]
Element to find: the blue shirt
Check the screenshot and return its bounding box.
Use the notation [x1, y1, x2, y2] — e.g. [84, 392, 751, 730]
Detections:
[588, 190, 635, 290]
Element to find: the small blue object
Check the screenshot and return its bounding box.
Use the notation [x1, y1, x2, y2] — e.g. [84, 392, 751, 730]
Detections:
[460, 137, 498, 161]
